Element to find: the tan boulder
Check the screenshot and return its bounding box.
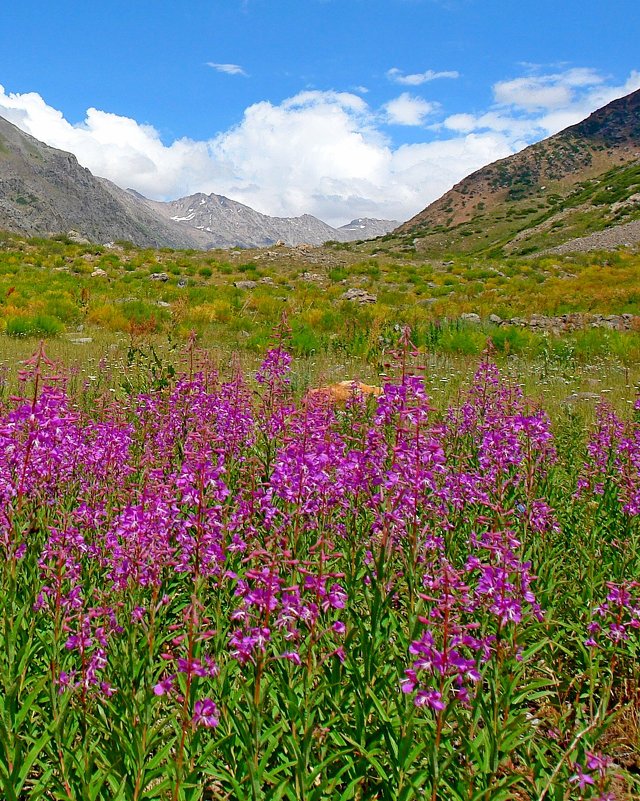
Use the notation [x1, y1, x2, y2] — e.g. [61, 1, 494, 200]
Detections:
[305, 380, 383, 405]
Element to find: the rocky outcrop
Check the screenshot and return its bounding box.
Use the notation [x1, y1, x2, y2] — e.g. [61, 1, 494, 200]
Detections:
[490, 312, 638, 332]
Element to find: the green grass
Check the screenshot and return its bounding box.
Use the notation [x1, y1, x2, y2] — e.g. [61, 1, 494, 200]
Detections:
[5, 314, 64, 337]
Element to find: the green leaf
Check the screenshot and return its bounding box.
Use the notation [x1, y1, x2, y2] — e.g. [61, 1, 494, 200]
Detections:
[11, 729, 51, 796]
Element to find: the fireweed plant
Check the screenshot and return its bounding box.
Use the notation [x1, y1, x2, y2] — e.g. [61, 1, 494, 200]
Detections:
[0, 338, 637, 801]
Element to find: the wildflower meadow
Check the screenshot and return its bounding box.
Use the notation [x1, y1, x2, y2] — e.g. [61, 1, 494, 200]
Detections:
[0, 332, 638, 800]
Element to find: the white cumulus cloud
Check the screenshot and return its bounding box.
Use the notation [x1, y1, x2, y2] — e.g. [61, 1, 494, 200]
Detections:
[384, 93, 439, 126]
[492, 68, 606, 112]
[494, 79, 573, 112]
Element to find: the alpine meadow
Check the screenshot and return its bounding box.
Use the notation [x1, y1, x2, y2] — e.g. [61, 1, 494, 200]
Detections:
[0, 7, 639, 799]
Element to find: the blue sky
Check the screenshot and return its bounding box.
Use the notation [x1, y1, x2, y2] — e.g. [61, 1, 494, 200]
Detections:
[1, 0, 639, 224]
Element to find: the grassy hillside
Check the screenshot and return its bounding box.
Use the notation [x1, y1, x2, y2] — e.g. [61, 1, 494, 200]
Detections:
[383, 159, 640, 258]
[390, 89, 640, 258]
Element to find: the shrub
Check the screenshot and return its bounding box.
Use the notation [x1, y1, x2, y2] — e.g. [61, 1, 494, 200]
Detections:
[5, 314, 63, 337]
[490, 326, 532, 355]
[328, 267, 348, 282]
[441, 326, 487, 355]
[291, 323, 322, 356]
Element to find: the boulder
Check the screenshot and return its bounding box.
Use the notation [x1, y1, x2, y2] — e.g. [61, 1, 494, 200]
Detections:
[67, 230, 91, 244]
[341, 288, 377, 304]
[306, 380, 383, 405]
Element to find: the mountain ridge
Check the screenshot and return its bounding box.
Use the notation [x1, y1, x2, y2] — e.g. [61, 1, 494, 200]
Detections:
[143, 191, 399, 248]
[3, 86, 640, 257]
[0, 116, 204, 249]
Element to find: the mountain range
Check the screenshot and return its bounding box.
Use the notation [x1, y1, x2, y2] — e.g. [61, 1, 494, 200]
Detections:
[0, 115, 398, 249]
[1, 88, 640, 256]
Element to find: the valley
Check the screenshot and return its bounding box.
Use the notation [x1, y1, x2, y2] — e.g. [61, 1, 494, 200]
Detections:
[0, 79, 639, 801]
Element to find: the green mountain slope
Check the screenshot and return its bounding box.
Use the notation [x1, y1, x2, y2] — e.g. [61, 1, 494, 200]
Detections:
[392, 88, 640, 257]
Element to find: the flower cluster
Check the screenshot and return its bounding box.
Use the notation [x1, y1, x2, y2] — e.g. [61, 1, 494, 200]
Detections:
[585, 580, 640, 649]
[1, 341, 635, 797]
